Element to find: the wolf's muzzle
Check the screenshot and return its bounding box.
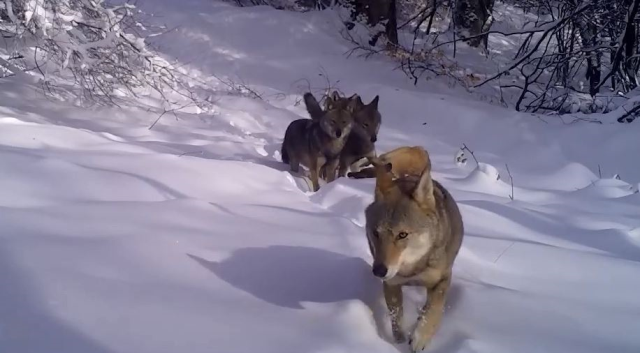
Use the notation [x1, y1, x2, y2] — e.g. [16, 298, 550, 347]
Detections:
[372, 263, 388, 278]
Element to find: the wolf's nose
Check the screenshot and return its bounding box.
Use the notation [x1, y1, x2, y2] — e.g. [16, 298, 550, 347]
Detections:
[335, 129, 342, 138]
[372, 263, 388, 278]
[370, 135, 377, 143]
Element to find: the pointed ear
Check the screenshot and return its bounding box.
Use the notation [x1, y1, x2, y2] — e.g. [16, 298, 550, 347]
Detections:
[324, 95, 335, 110]
[330, 91, 341, 101]
[347, 93, 362, 107]
[412, 166, 436, 209]
[368, 156, 395, 201]
[346, 97, 359, 114]
[368, 95, 379, 110]
[353, 95, 364, 108]
[303, 93, 324, 120]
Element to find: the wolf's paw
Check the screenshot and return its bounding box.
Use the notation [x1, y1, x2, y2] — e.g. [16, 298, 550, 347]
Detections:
[392, 329, 406, 344]
[408, 328, 432, 352]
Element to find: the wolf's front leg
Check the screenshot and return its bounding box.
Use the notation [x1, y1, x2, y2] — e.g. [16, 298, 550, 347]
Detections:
[323, 157, 340, 183]
[383, 282, 406, 343]
[337, 155, 351, 178]
[319, 162, 331, 181]
[309, 158, 321, 192]
[409, 276, 451, 352]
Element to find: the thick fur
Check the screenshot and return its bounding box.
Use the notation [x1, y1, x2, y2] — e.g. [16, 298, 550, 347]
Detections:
[363, 146, 464, 352]
[307, 91, 382, 179]
[280, 92, 356, 191]
[347, 145, 431, 180]
[337, 95, 381, 177]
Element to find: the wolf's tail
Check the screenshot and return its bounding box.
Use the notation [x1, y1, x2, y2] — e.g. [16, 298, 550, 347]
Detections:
[347, 167, 376, 179]
[281, 144, 289, 164]
[303, 92, 324, 120]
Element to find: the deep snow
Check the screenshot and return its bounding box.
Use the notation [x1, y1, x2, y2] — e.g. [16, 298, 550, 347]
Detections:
[1, 1, 640, 353]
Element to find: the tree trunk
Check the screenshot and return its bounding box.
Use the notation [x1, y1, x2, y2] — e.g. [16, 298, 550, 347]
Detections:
[622, 18, 638, 89]
[385, 0, 399, 46]
[347, 0, 398, 46]
[453, 0, 495, 50]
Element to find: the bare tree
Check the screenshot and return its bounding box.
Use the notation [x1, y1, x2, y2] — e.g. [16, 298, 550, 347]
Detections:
[0, 0, 212, 111]
[392, 0, 640, 121]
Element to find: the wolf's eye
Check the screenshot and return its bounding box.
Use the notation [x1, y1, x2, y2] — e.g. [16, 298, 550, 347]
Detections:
[363, 123, 369, 128]
[372, 230, 380, 238]
[397, 231, 408, 239]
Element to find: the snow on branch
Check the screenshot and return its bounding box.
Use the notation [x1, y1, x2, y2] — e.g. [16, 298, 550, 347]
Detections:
[0, 0, 212, 110]
[472, 2, 593, 88]
[386, 0, 640, 118]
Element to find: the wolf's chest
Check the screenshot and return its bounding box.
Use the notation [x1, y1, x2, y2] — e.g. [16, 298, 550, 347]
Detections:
[346, 134, 373, 155]
[390, 266, 444, 287]
[320, 139, 347, 159]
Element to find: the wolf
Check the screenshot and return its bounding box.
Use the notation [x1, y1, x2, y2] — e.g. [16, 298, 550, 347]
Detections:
[363, 146, 464, 352]
[336, 94, 381, 178]
[307, 91, 382, 180]
[280, 92, 356, 191]
[347, 145, 430, 180]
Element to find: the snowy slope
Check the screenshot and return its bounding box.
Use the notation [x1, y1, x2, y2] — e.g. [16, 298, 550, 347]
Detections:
[2, 1, 640, 353]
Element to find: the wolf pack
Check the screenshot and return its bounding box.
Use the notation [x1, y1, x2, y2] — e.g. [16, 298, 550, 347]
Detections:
[280, 91, 465, 352]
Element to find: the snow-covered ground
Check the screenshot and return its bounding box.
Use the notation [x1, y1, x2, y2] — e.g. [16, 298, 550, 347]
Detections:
[2, 1, 640, 353]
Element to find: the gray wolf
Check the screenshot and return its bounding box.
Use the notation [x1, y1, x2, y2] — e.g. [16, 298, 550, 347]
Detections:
[307, 91, 382, 180]
[280, 92, 356, 191]
[363, 146, 464, 352]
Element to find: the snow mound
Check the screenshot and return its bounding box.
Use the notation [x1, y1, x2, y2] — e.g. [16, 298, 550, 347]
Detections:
[574, 177, 640, 199]
[455, 162, 513, 199]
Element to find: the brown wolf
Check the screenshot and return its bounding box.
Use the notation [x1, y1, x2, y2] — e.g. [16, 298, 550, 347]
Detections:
[280, 92, 356, 191]
[363, 147, 464, 352]
[347, 145, 431, 180]
[307, 91, 382, 180]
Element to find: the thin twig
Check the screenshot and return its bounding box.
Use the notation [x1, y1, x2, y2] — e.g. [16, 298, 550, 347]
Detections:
[149, 109, 170, 130]
[461, 143, 479, 167]
[493, 242, 516, 264]
[505, 163, 514, 200]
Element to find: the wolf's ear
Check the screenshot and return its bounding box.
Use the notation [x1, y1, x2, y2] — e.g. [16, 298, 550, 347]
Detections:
[346, 97, 359, 114]
[412, 166, 436, 209]
[368, 156, 395, 201]
[352, 95, 364, 108]
[325, 91, 339, 110]
[347, 93, 362, 108]
[303, 93, 324, 120]
[368, 95, 379, 110]
[324, 97, 333, 110]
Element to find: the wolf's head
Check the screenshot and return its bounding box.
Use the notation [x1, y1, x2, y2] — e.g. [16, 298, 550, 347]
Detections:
[313, 92, 381, 144]
[303, 91, 355, 139]
[364, 153, 438, 281]
[352, 95, 381, 143]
